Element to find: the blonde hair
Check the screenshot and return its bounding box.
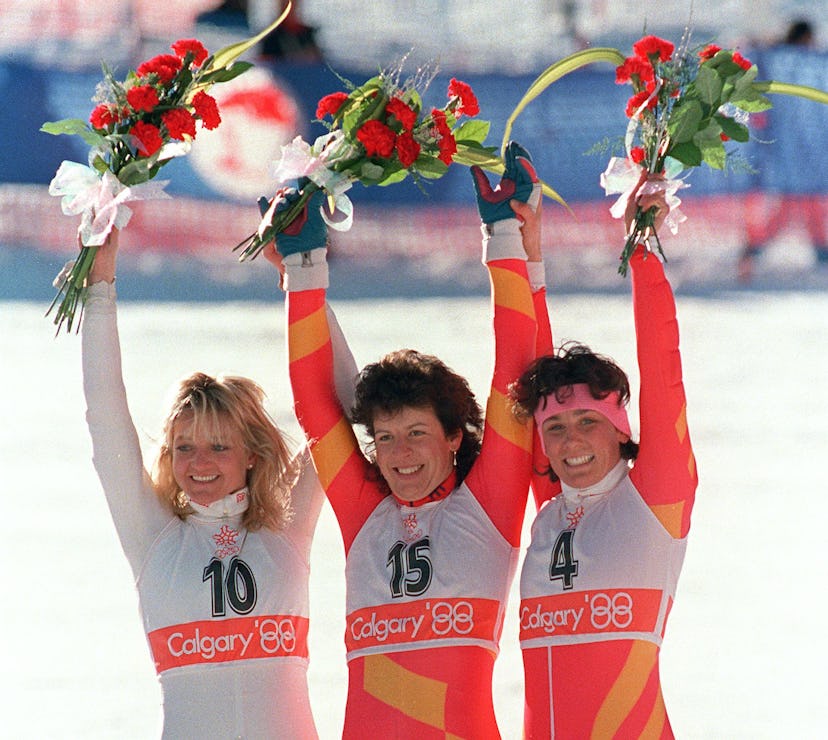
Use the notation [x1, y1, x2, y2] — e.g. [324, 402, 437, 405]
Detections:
[152, 372, 299, 531]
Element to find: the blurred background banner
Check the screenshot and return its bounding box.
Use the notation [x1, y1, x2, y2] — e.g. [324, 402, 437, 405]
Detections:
[1, 0, 827, 297]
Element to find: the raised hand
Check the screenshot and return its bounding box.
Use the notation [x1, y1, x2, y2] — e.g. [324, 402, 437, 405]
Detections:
[470, 141, 540, 224]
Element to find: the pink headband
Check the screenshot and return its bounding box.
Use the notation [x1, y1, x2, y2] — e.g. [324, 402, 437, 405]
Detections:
[534, 383, 631, 444]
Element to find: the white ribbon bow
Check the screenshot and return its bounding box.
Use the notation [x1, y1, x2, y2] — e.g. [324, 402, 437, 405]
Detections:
[48, 161, 172, 246]
[600, 156, 688, 235]
[271, 132, 355, 231]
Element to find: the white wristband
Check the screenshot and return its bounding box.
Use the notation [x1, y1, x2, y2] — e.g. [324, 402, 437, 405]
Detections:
[283, 248, 329, 291]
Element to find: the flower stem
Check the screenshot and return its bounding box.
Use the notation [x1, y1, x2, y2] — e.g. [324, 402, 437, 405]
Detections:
[48, 243, 99, 334]
[617, 205, 664, 276]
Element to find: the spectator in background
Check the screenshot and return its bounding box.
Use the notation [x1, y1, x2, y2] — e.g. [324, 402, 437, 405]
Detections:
[738, 19, 828, 283]
[197, 0, 322, 62]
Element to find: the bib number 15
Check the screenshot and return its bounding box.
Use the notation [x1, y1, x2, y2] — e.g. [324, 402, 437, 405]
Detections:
[388, 537, 432, 598]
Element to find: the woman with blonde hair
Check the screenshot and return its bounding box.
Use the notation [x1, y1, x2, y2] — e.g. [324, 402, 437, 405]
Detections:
[80, 229, 356, 738]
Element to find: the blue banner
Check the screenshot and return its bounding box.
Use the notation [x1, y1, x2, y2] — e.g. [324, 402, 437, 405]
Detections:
[2, 47, 826, 205]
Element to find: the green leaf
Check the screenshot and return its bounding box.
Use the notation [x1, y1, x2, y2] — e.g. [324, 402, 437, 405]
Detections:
[668, 140, 702, 166]
[697, 134, 727, 169]
[205, 2, 292, 75]
[41, 118, 88, 136]
[704, 53, 742, 78]
[411, 156, 449, 179]
[755, 79, 828, 105]
[730, 88, 773, 112]
[452, 118, 490, 145]
[667, 100, 704, 143]
[91, 154, 109, 175]
[378, 167, 409, 186]
[501, 47, 626, 155]
[359, 161, 385, 181]
[694, 65, 724, 106]
[406, 89, 423, 113]
[715, 114, 749, 142]
[197, 61, 253, 86]
[452, 142, 502, 169]
[731, 64, 758, 92]
[42, 119, 108, 149]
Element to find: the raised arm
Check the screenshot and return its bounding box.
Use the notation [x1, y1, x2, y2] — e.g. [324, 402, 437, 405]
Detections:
[81, 232, 169, 572]
[511, 195, 560, 509]
[267, 190, 383, 553]
[465, 143, 538, 545]
[625, 181, 697, 539]
[284, 300, 360, 545]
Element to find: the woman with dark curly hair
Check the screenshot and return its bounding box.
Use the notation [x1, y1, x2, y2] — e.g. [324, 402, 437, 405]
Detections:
[270, 143, 540, 738]
[350, 347, 484, 490]
[510, 177, 698, 739]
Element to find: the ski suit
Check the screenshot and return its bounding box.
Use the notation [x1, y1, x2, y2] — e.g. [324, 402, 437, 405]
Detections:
[520, 249, 697, 739]
[286, 256, 536, 738]
[81, 281, 355, 739]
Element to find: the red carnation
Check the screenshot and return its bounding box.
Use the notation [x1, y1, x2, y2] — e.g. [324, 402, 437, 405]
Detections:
[448, 78, 479, 117]
[732, 51, 752, 70]
[89, 104, 119, 130]
[315, 91, 348, 119]
[395, 132, 421, 168]
[162, 108, 197, 140]
[356, 119, 396, 158]
[625, 89, 656, 118]
[136, 54, 182, 84]
[171, 38, 208, 67]
[430, 108, 452, 137]
[615, 56, 655, 86]
[437, 131, 457, 165]
[126, 84, 160, 113]
[386, 97, 417, 131]
[192, 90, 221, 129]
[630, 146, 646, 164]
[699, 44, 722, 62]
[130, 120, 164, 156]
[632, 35, 674, 62]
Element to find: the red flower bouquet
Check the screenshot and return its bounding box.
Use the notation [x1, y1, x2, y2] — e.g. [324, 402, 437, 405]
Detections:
[41, 9, 292, 332]
[235, 64, 498, 260]
[499, 31, 827, 277]
[601, 33, 777, 274]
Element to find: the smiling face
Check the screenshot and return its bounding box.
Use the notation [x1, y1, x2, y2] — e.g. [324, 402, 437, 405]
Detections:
[171, 413, 255, 506]
[540, 408, 628, 489]
[372, 405, 461, 503]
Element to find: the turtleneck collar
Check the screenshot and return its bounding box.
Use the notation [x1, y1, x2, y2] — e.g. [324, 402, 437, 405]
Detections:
[187, 487, 250, 520]
[394, 469, 457, 508]
[560, 459, 630, 505]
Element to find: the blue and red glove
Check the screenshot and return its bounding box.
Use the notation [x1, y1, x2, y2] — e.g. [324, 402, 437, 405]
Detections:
[260, 184, 328, 258]
[470, 141, 539, 224]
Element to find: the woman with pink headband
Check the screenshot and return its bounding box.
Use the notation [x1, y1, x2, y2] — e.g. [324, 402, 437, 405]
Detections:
[509, 178, 698, 738]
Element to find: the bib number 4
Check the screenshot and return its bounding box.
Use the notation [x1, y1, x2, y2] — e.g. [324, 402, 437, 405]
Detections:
[549, 529, 579, 590]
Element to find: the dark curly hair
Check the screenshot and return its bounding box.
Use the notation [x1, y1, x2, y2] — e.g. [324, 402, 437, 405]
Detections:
[351, 349, 483, 485]
[510, 343, 639, 480]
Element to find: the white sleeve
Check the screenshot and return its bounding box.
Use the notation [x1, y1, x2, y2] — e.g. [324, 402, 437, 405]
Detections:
[82, 282, 170, 573]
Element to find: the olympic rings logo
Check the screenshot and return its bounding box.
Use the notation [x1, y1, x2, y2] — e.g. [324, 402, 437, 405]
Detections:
[430, 600, 475, 636]
[589, 592, 633, 630]
[258, 617, 297, 654]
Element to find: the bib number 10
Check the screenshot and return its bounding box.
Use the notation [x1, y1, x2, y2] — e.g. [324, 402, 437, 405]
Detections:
[203, 557, 257, 616]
